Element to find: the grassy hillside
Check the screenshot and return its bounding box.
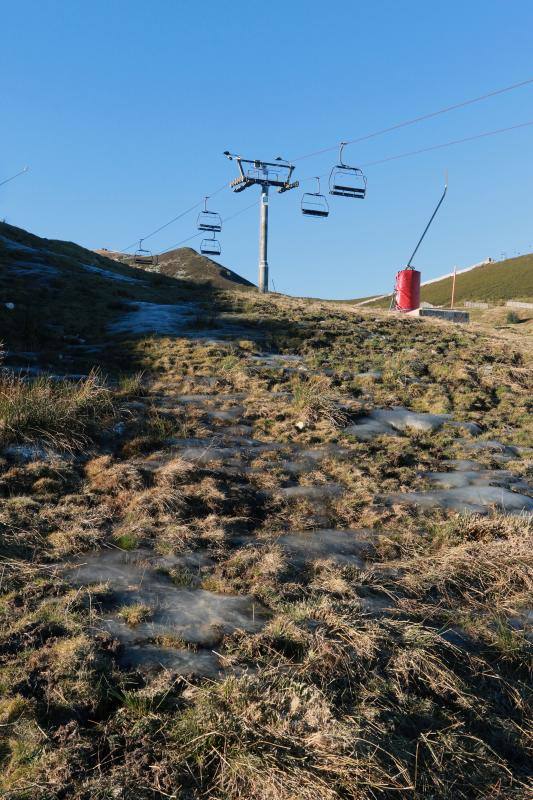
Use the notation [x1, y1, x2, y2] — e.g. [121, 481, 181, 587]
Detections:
[422, 254, 533, 306]
[98, 245, 255, 291]
[351, 253, 533, 308]
[156, 247, 255, 289]
[1, 222, 532, 799]
[0, 222, 254, 364]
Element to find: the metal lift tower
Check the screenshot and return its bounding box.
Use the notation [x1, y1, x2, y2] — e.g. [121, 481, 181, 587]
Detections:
[224, 152, 298, 293]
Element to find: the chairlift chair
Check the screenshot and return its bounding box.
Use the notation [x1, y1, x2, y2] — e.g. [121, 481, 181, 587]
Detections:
[200, 234, 221, 257]
[329, 142, 367, 199]
[133, 239, 157, 266]
[197, 196, 222, 232]
[301, 177, 329, 218]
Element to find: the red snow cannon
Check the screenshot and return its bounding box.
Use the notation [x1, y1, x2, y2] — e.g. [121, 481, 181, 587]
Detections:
[394, 267, 421, 312]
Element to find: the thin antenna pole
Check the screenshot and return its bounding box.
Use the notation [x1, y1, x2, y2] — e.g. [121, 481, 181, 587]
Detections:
[406, 176, 448, 267]
[258, 185, 269, 293]
[451, 266, 457, 308]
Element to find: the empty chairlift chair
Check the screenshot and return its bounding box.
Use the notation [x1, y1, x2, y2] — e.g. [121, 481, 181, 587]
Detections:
[301, 177, 329, 218]
[197, 196, 222, 232]
[200, 234, 221, 257]
[329, 142, 367, 199]
[133, 239, 157, 266]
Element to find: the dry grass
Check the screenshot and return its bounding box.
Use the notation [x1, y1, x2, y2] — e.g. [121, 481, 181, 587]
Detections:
[0, 290, 532, 799]
[0, 369, 115, 450]
[290, 375, 350, 427]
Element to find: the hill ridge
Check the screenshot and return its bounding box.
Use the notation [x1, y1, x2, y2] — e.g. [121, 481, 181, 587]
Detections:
[351, 252, 533, 307]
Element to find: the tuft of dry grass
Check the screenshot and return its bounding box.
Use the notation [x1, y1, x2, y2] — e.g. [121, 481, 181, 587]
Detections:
[0, 369, 115, 450]
[290, 375, 350, 427]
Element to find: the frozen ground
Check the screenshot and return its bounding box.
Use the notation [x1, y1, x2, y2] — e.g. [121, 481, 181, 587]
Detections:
[108, 301, 198, 335]
[80, 263, 145, 284]
[346, 407, 482, 440]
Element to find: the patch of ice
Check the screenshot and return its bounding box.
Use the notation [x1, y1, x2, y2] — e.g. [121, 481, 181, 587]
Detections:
[7, 260, 59, 279]
[109, 301, 198, 335]
[443, 459, 485, 471]
[209, 406, 245, 422]
[460, 439, 521, 460]
[373, 408, 453, 432]
[3, 443, 58, 463]
[424, 469, 530, 492]
[81, 263, 145, 284]
[346, 407, 481, 440]
[507, 608, 533, 641]
[275, 484, 344, 501]
[281, 444, 351, 474]
[117, 642, 220, 674]
[0, 235, 39, 253]
[383, 484, 533, 515]
[65, 548, 269, 649]
[276, 528, 377, 567]
[354, 370, 382, 380]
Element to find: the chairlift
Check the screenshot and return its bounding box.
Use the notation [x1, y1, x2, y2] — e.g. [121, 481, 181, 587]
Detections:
[133, 239, 157, 266]
[200, 234, 221, 257]
[197, 196, 222, 232]
[329, 142, 367, 199]
[301, 177, 329, 218]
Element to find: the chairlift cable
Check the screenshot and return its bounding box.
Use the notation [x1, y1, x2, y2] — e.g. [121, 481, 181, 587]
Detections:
[121, 77, 533, 251]
[0, 166, 29, 188]
[159, 199, 258, 254]
[292, 76, 533, 162]
[359, 119, 533, 168]
[296, 119, 533, 186]
[159, 118, 532, 253]
[121, 181, 228, 252]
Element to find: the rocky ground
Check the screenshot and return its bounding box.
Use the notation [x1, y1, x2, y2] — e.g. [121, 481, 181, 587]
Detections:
[0, 279, 532, 798]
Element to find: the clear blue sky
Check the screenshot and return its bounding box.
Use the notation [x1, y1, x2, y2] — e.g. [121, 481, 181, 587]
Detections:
[2, 0, 533, 298]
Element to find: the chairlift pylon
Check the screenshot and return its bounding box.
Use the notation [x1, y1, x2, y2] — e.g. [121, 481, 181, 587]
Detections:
[200, 233, 221, 257]
[133, 239, 157, 266]
[197, 196, 222, 232]
[301, 177, 329, 218]
[329, 142, 367, 199]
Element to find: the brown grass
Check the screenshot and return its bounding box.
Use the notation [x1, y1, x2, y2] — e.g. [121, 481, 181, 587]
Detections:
[0, 369, 115, 450]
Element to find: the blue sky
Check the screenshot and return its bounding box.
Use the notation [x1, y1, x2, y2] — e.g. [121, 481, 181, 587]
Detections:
[2, 0, 533, 298]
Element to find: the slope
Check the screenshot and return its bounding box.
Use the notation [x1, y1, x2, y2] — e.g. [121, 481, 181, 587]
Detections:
[0, 221, 532, 799]
[350, 253, 533, 308]
[0, 222, 251, 360]
[99, 246, 255, 290]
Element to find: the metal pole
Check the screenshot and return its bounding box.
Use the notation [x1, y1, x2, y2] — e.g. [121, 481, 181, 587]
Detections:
[406, 179, 448, 267]
[451, 266, 457, 308]
[258, 184, 269, 293]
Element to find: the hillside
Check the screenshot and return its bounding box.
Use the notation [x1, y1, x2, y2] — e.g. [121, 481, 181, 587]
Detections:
[352, 253, 533, 308]
[0, 222, 532, 800]
[98, 245, 255, 291]
[0, 222, 260, 370]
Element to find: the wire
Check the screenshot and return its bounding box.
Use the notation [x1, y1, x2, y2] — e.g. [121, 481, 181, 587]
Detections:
[121, 181, 228, 252]
[292, 77, 533, 162]
[0, 166, 29, 188]
[120, 76, 533, 251]
[360, 119, 533, 168]
[158, 198, 259, 254]
[153, 118, 533, 257]
[297, 119, 533, 185]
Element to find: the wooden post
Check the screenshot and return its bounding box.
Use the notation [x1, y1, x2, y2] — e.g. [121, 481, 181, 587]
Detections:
[451, 266, 457, 309]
